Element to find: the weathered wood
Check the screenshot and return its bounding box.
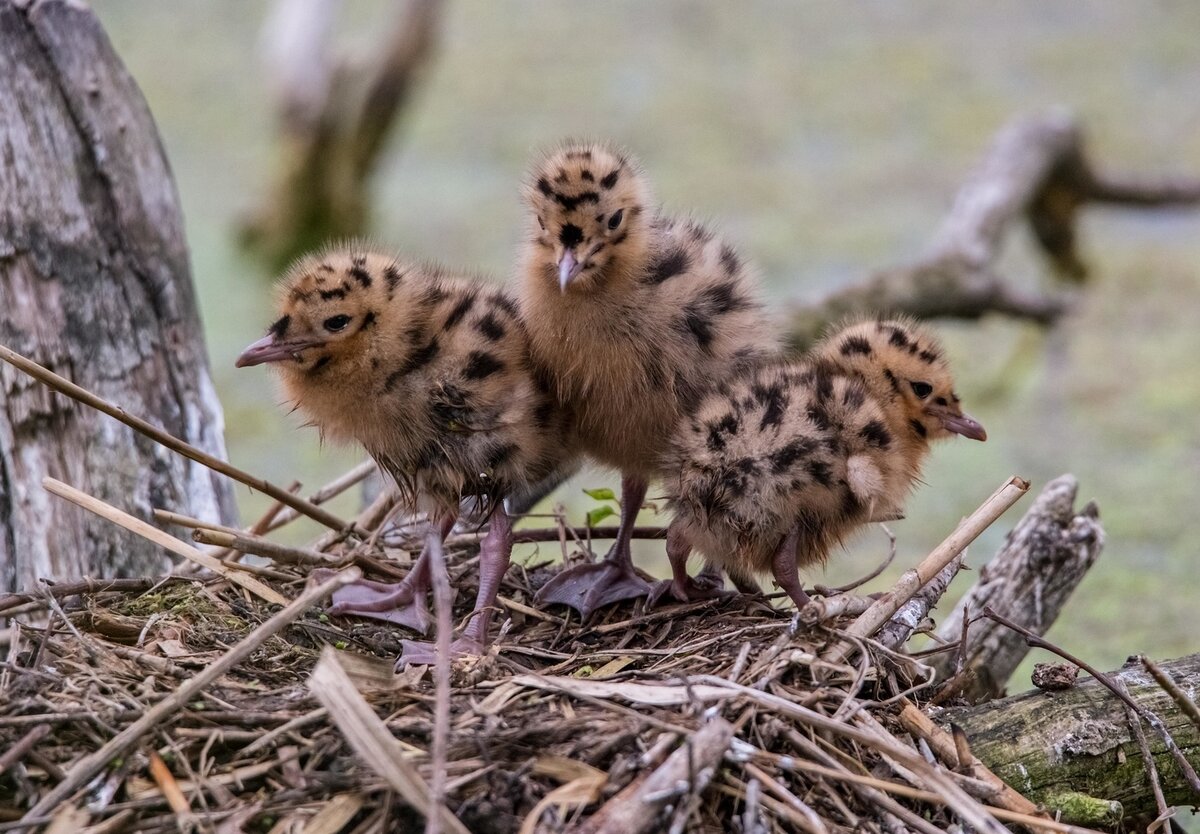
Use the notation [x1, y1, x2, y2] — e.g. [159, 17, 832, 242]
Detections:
[947, 653, 1200, 823]
[0, 0, 235, 595]
[930, 475, 1105, 702]
[784, 111, 1200, 351]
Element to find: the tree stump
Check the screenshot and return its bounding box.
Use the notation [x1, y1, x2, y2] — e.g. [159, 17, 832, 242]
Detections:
[0, 0, 235, 594]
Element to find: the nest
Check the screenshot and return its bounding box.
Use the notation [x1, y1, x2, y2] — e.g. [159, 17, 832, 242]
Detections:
[0, 469, 1073, 834]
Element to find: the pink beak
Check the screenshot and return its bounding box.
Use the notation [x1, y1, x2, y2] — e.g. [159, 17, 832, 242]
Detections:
[940, 412, 987, 442]
[557, 251, 582, 292]
[235, 333, 322, 368]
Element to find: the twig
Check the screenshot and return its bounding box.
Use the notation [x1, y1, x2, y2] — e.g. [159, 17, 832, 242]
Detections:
[0, 344, 349, 532]
[982, 606, 1200, 796]
[0, 576, 186, 617]
[1140, 655, 1200, 733]
[743, 762, 829, 834]
[308, 648, 469, 834]
[44, 478, 288, 606]
[447, 525, 668, 546]
[426, 530, 452, 834]
[21, 568, 359, 820]
[579, 718, 734, 834]
[0, 724, 50, 777]
[875, 553, 964, 651]
[1117, 679, 1171, 831]
[822, 476, 1029, 667]
[896, 700, 1042, 818]
[265, 460, 377, 532]
[190, 528, 333, 567]
[826, 523, 898, 594]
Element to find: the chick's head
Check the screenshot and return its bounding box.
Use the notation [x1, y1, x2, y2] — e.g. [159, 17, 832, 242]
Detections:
[822, 319, 987, 443]
[236, 249, 395, 381]
[523, 142, 651, 293]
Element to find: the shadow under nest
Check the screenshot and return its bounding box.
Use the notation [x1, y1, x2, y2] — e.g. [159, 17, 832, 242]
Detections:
[0, 512, 986, 834]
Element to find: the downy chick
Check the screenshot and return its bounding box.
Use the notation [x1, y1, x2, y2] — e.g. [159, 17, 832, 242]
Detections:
[517, 142, 780, 616]
[659, 318, 986, 609]
[236, 247, 573, 662]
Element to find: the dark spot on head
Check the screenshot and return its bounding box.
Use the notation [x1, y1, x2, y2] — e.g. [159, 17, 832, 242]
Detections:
[700, 281, 746, 315]
[887, 327, 911, 349]
[268, 315, 290, 337]
[646, 248, 690, 284]
[318, 263, 335, 273]
[310, 355, 331, 373]
[349, 265, 372, 288]
[389, 338, 440, 385]
[371, 356, 380, 369]
[919, 349, 939, 364]
[443, 293, 476, 329]
[361, 310, 376, 329]
[678, 305, 714, 351]
[706, 413, 740, 451]
[840, 336, 872, 357]
[860, 420, 891, 449]
[318, 288, 347, 301]
[600, 170, 619, 189]
[770, 438, 816, 474]
[537, 178, 553, 196]
[463, 351, 504, 380]
[934, 396, 948, 406]
[807, 404, 833, 431]
[807, 459, 833, 487]
[910, 418, 928, 438]
[384, 265, 403, 291]
[753, 382, 787, 430]
[489, 293, 520, 318]
[841, 383, 865, 410]
[475, 312, 505, 341]
[559, 224, 583, 248]
[719, 245, 741, 276]
[421, 284, 448, 306]
[554, 192, 600, 211]
[580, 170, 594, 182]
[883, 368, 901, 394]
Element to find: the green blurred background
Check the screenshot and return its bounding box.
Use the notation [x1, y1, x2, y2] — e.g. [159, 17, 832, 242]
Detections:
[93, 2, 1199, 683]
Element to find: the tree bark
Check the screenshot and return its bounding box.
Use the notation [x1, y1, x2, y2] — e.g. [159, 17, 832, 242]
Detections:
[0, 0, 235, 595]
[930, 475, 1105, 702]
[947, 653, 1200, 824]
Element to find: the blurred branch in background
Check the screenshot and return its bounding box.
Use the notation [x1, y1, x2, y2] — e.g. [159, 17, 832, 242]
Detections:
[238, 0, 442, 268]
[785, 110, 1200, 350]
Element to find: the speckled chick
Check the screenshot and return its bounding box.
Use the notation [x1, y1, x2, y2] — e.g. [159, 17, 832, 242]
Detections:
[518, 142, 780, 615]
[659, 318, 986, 609]
[236, 246, 573, 663]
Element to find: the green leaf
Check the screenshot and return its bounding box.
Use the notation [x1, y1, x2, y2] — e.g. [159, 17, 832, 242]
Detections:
[582, 487, 617, 502]
[586, 505, 616, 526]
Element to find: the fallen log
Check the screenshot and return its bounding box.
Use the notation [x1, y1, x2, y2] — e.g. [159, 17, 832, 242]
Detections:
[944, 652, 1200, 824]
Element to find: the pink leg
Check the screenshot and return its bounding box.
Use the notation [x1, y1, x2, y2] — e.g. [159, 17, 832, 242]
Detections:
[534, 474, 653, 617]
[649, 525, 737, 605]
[398, 505, 514, 666]
[324, 513, 455, 633]
[770, 524, 812, 611]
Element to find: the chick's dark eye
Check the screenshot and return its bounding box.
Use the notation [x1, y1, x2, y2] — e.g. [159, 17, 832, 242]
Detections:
[909, 381, 933, 399]
[324, 314, 351, 332]
[607, 209, 624, 230]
